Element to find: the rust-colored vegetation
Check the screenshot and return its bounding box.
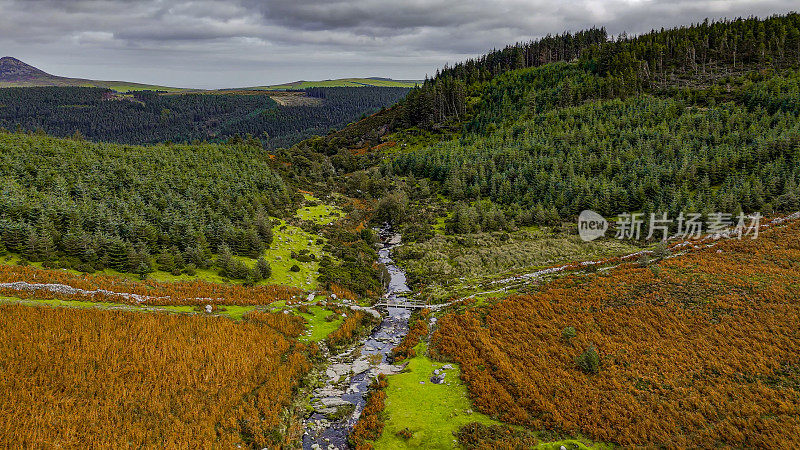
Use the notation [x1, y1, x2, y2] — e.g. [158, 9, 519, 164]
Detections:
[349, 374, 388, 450]
[330, 283, 357, 300]
[391, 308, 430, 362]
[0, 305, 311, 448]
[326, 310, 374, 350]
[434, 221, 800, 448]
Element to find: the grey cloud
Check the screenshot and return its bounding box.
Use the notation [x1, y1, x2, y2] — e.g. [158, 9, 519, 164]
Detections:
[0, 0, 796, 88]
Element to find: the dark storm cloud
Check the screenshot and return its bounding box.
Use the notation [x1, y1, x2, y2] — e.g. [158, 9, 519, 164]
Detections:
[0, 0, 796, 88]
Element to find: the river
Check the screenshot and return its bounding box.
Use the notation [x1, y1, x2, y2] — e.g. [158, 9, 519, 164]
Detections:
[302, 226, 411, 450]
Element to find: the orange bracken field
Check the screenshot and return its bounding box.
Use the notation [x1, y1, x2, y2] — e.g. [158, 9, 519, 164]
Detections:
[0, 306, 311, 448]
[434, 221, 800, 448]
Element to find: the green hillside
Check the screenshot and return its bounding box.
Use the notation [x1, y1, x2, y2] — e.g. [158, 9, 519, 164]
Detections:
[254, 77, 420, 89]
[282, 12, 800, 292]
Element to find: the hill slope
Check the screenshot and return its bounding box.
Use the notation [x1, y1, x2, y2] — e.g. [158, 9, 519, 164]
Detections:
[0, 56, 53, 82]
[0, 56, 186, 92]
[252, 77, 420, 89]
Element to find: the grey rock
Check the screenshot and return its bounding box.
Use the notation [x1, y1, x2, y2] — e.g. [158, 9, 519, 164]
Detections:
[352, 359, 370, 375]
[320, 397, 352, 408]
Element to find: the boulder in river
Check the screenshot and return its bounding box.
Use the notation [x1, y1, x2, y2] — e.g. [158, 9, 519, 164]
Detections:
[352, 359, 370, 375]
[320, 397, 352, 408]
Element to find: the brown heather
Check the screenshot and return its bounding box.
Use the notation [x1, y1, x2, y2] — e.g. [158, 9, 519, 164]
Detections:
[0, 305, 311, 448]
[435, 221, 800, 448]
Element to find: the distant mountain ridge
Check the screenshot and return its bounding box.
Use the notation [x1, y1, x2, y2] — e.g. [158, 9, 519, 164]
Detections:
[251, 78, 421, 90]
[0, 56, 420, 92]
[0, 56, 54, 82]
[0, 56, 186, 92]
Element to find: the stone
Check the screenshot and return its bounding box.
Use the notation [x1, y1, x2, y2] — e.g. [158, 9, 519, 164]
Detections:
[442, 364, 454, 370]
[320, 397, 352, 408]
[352, 359, 370, 375]
[560, 446, 567, 450]
[330, 363, 351, 377]
[315, 387, 344, 398]
[374, 363, 405, 376]
[205, 305, 212, 313]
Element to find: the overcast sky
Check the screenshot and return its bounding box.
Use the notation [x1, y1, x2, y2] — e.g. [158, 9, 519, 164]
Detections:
[0, 0, 796, 89]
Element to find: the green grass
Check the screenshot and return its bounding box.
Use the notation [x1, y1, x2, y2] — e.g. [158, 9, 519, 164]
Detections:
[372, 342, 606, 449]
[296, 193, 345, 225]
[296, 305, 343, 342]
[535, 440, 597, 450]
[0, 296, 261, 320]
[252, 78, 420, 90]
[372, 342, 500, 449]
[433, 214, 449, 235]
[264, 219, 327, 289]
[0, 79, 187, 93]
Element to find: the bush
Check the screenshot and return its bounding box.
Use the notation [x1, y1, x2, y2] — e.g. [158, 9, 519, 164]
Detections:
[396, 428, 413, 440]
[245, 267, 263, 285]
[575, 345, 600, 374]
[650, 265, 662, 278]
[637, 253, 651, 268]
[256, 257, 272, 279]
[183, 264, 197, 276]
[652, 242, 671, 261]
[290, 264, 301, 272]
[561, 326, 576, 341]
[221, 258, 250, 280]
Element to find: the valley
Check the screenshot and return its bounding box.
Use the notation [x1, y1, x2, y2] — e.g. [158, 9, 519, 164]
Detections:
[1, 9, 800, 450]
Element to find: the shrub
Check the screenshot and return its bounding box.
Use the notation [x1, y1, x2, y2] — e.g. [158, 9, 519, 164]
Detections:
[561, 326, 576, 341]
[256, 257, 272, 279]
[396, 428, 414, 440]
[222, 258, 250, 280]
[245, 267, 263, 286]
[637, 253, 651, 268]
[652, 242, 671, 261]
[575, 345, 600, 374]
[183, 264, 197, 276]
[290, 264, 301, 272]
[650, 265, 662, 278]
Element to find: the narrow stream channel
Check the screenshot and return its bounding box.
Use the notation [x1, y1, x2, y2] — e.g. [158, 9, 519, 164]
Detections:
[302, 226, 411, 450]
